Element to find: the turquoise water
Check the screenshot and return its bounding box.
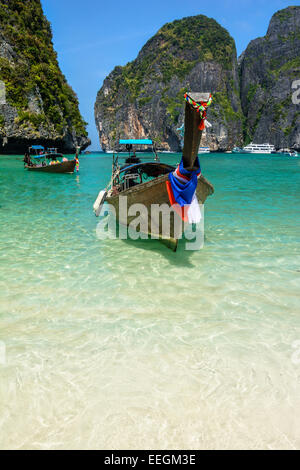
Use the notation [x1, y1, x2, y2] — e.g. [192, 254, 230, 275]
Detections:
[0, 153, 300, 449]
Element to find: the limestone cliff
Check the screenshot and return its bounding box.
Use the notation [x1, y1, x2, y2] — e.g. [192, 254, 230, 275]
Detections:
[95, 15, 243, 152]
[0, 0, 90, 153]
[240, 6, 300, 150]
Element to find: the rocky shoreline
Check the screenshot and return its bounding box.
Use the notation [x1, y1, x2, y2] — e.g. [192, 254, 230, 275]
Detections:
[0, 100, 90, 154]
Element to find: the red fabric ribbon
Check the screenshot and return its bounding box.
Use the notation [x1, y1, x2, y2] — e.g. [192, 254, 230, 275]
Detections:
[199, 108, 207, 131]
[166, 181, 189, 222]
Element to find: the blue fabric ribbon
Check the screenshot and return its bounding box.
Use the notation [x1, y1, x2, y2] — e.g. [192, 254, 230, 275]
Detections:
[168, 158, 201, 207]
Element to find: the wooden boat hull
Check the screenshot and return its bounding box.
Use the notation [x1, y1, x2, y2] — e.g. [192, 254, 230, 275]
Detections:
[96, 92, 215, 251]
[26, 160, 76, 174]
[107, 173, 214, 251]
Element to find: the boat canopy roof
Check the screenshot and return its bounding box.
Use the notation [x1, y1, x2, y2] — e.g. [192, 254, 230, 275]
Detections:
[31, 145, 45, 150]
[32, 152, 63, 159]
[119, 139, 153, 145]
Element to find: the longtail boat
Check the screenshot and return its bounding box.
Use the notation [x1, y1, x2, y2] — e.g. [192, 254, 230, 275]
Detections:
[94, 92, 214, 251]
[25, 146, 79, 174]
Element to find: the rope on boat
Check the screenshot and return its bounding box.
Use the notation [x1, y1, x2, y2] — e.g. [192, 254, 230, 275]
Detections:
[93, 168, 122, 217]
[184, 93, 213, 131]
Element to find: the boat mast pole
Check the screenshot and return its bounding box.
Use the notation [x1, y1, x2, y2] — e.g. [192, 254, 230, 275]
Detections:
[182, 92, 211, 170]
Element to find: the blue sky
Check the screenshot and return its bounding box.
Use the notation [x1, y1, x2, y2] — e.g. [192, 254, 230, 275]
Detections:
[41, 0, 299, 150]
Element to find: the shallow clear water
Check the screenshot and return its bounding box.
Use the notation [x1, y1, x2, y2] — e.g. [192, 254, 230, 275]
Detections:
[0, 153, 300, 450]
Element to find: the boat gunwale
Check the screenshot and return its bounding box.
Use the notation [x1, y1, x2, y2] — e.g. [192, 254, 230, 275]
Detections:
[107, 172, 214, 202]
[26, 159, 76, 174]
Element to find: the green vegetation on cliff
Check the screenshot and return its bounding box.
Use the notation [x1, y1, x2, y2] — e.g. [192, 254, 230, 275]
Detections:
[111, 15, 236, 104]
[0, 0, 87, 136]
[157, 16, 235, 68]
